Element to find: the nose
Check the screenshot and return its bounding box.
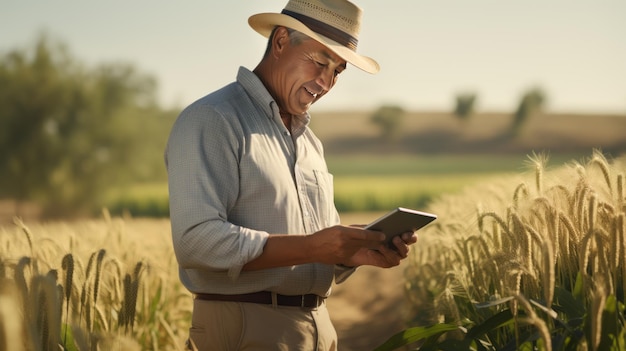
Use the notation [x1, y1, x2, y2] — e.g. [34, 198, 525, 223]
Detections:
[316, 68, 334, 92]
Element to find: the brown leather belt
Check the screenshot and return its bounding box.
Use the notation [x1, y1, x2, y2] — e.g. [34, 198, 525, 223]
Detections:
[194, 291, 325, 308]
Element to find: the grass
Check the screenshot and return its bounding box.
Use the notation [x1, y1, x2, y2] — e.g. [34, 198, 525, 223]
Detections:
[333, 173, 509, 212]
[330, 153, 590, 212]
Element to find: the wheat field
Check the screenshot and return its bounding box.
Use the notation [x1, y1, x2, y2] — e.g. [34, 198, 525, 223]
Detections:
[2, 150, 625, 351]
[393, 150, 626, 350]
[0, 215, 191, 350]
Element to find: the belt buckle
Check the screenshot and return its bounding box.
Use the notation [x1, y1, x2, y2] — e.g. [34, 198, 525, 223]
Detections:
[301, 294, 306, 308]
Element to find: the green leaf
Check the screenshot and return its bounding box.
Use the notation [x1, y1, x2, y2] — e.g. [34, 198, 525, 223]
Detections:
[553, 286, 585, 319]
[597, 295, 619, 351]
[61, 324, 79, 351]
[466, 309, 521, 339]
[373, 324, 459, 351]
[572, 272, 584, 301]
[475, 296, 514, 309]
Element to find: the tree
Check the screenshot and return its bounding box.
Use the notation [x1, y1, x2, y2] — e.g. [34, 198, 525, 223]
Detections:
[370, 104, 405, 141]
[454, 92, 477, 123]
[0, 35, 163, 217]
[511, 87, 546, 135]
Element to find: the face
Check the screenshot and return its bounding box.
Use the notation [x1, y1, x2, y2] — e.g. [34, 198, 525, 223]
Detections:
[270, 27, 347, 116]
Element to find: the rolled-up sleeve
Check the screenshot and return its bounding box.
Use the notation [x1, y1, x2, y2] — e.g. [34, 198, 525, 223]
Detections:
[165, 102, 269, 280]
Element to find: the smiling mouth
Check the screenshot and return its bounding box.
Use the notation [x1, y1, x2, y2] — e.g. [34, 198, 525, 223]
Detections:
[304, 87, 318, 98]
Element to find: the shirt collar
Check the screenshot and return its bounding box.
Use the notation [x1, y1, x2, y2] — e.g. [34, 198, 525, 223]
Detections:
[237, 66, 311, 137]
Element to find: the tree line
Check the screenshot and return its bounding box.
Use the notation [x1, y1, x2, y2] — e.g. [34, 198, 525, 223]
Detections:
[370, 87, 546, 140]
[0, 36, 177, 218]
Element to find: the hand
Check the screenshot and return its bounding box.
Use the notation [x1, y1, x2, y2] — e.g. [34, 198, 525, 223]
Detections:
[307, 225, 386, 265]
[343, 231, 417, 268]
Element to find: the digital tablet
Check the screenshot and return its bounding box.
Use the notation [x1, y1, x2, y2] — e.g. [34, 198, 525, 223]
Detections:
[365, 207, 437, 247]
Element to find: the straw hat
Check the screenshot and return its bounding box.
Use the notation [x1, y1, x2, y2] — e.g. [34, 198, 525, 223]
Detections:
[248, 0, 379, 74]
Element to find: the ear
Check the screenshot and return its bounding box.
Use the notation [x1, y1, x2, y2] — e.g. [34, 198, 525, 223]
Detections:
[271, 26, 290, 58]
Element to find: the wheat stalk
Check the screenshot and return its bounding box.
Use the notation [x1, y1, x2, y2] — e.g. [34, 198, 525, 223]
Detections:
[618, 213, 626, 303]
[13, 217, 33, 253]
[590, 281, 607, 351]
[513, 182, 529, 210]
[575, 183, 590, 233]
[61, 253, 74, 344]
[617, 174, 624, 206]
[590, 150, 612, 194]
[516, 294, 552, 351]
[541, 239, 555, 308]
[588, 194, 598, 232]
[104, 257, 125, 305]
[120, 261, 144, 333]
[28, 273, 62, 351]
[93, 249, 106, 307]
[526, 152, 548, 195]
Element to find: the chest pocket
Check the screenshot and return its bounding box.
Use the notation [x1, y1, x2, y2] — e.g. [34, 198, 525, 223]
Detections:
[297, 169, 336, 232]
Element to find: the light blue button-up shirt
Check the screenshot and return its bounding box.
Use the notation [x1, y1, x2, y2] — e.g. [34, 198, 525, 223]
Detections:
[165, 67, 352, 296]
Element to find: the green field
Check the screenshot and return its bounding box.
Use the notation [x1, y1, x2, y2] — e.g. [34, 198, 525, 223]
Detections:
[106, 153, 589, 216]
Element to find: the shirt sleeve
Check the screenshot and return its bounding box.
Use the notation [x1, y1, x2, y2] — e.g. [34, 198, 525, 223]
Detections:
[165, 102, 269, 280]
[334, 264, 357, 283]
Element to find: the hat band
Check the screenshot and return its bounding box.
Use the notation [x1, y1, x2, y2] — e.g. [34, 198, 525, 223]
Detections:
[281, 9, 358, 51]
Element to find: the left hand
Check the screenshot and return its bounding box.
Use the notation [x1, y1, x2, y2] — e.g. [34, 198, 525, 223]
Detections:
[342, 231, 417, 268]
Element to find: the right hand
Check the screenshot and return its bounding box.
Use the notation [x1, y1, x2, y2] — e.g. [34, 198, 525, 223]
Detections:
[306, 225, 385, 265]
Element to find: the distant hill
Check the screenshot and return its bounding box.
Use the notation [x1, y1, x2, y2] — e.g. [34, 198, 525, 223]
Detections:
[310, 111, 626, 157]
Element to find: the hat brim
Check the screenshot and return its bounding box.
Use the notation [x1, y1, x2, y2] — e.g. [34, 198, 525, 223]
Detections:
[248, 13, 380, 74]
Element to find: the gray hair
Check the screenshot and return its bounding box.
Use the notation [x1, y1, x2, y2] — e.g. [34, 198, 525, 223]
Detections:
[263, 27, 311, 58]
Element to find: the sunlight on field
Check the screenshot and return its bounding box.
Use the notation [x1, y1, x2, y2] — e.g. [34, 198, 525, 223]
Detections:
[333, 172, 514, 212]
[0, 215, 191, 350]
[2, 151, 625, 350]
[389, 151, 626, 350]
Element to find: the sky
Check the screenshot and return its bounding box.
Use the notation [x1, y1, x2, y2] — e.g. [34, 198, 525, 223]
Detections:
[2, 1, 625, 114]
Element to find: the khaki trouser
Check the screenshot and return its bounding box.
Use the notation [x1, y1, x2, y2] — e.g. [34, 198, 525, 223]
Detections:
[187, 298, 338, 351]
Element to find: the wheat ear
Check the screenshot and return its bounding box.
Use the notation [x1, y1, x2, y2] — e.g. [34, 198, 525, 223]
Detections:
[513, 182, 529, 209]
[61, 253, 74, 343]
[13, 217, 34, 258]
[92, 249, 106, 307]
[590, 150, 612, 194]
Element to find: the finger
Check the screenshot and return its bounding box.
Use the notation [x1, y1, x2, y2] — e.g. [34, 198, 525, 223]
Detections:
[358, 229, 385, 243]
[374, 245, 403, 266]
[391, 236, 410, 257]
[401, 231, 418, 244]
[344, 227, 385, 249]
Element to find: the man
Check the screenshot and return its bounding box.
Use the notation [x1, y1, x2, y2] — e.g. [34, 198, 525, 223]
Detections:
[165, 0, 417, 350]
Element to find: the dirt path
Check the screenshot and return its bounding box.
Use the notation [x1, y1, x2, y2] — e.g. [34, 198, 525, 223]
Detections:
[327, 262, 410, 351]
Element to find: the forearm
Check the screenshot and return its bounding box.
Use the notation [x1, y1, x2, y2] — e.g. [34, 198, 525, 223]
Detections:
[242, 234, 315, 271]
[242, 225, 388, 271]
